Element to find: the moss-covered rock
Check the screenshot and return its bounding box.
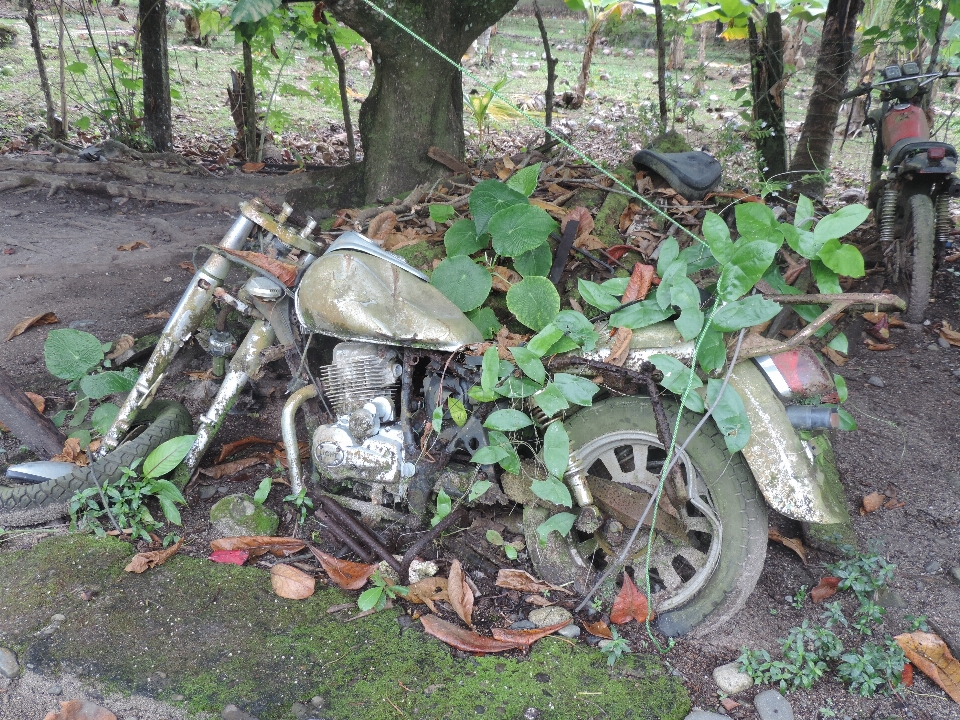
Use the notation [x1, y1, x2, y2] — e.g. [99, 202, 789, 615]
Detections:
[209, 493, 278, 538]
[650, 130, 692, 154]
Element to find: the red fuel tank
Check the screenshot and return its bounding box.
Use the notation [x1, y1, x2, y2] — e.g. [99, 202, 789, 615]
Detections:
[883, 104, 930, 153]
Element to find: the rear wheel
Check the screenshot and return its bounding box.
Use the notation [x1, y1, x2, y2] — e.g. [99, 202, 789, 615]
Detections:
[901, 193, 935, 323]
[560, 396, 768, 637]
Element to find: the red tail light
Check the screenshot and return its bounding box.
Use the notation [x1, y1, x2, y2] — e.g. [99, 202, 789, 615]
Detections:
[755, 347, 834, 399]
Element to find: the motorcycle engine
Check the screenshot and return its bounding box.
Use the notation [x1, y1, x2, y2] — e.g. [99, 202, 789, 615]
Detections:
[312, 342, 414, 500]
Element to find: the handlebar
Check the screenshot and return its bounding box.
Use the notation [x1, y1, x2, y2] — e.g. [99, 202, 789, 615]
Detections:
[840, 83, 873, 100]
[841, 70, 960, 100]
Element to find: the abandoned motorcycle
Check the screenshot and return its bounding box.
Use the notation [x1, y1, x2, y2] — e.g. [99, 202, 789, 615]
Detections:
[0, 199, 904, 636]
[843, 61, 960, 322]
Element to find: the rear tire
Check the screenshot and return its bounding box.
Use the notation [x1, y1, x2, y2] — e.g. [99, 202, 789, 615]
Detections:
[903, 193, 935, 323]
[0, 401, 192, 527]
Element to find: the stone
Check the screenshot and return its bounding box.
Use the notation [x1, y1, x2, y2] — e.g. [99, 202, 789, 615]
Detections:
[557, 624, 581, 639]
[42, 700, 117, 720]
[528, 606, 573, 628]
[310, 696, 326, 708]
[927, 343, 939, 351]
[684, 712, 728, 720]
[839, 188, 866, 203]
[924, 560, 941, 574]
[210, 494, 279, 538]
[0, 647, 19, 678]
[867, 376, 885, 387]
[953, 369, 960, 378]
[939, 337, 952, 349]
[510, 620, 537, 630]
[950, 567, 960, 586]
[712, 661, 754, 694]
[755, 689, 794, 720]
[521, 506, 593, 595]
[291, 702, 311, 719]
[49, 685, 62, 695]
[222, 705, 259, 720]
[876, 587, 907, 609]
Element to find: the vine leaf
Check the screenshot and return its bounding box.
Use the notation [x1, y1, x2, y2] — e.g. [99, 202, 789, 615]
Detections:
[431, 256, 492, 312]
[489, 203, 557, 258]
[507, 277, 560, 331]
[469, 179, 528, 235]
[505, 162, 542, 196]
[444, 219, 488, 257]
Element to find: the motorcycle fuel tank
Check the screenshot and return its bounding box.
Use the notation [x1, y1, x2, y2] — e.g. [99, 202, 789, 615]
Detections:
[295, 241, 482, 350]
[883, 103, 930, 153]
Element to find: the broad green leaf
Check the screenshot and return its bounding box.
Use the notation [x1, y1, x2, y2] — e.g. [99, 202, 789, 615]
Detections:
[656, 237, 680, 277]
[837, 407, 857, 431]
[506, 277, 560, 331]
[489, 204, 556, 257]
[717, 238, 779, 301]
[152, 478, 185, 505]
[444, 219, 488, 256]
[496, 376, 542, 398]
[675, 306, 704, 340]
[833, 374, 848, 403]
[781, 224, 824, 259]
[231, 0, 283, 26]
[254, 477, 272, 504]
[44, 329, 104, 380]
[514, 243, 553, 277]
[609, 298, 671, 330]
[466, 307, 501, 339]
[432, 406, 444, 433]
[91, 402, 119, 436]
[469, 179, 528, 235]
[536, 512, 576, 542]
[432, 488, 452, 526]
[197, 8, 222, 36]
[712, 296, 782, 332]
[657, 259, 688, 310]
[705, 379, 750, 453]
[670, 276, 701, 311]
[498, 360, 516, 381]
[813, 204, 871, 245]
[510, 345, 546, 384]
[811, 258, 842, 293]
[678, 244, 718, 272]
[828, 333, 849, 354]
[468, 386, 498, 403]
[527, 324, 564, 356]
[158, 497, 182, 526]
[795, 195, 816, 230]
[718, 0, 749, 16]
[468, 480, 493, 502]
[735, 202, 779, 242]
[504, 544, 518, 560]
[488, 430, 521, 474]
[702, 211, 734, 265]
[357, 586, 384, 611]
[142, 434, 197, 479]
[542, 422, 570, 481]
[484, 409, 534, 431]
[551, 311, 598, 352]
[817, 239, 865, 278]
[481, 346, 500, 393]
[600, 277, 630, 295]
[506, 162, 542, 196]
[66, 61, 88, 73]
[471, 445, 510, 465]
[448, 397, 468, 427]
[563, 0, 588, 13]
[430, 256, 492, 312]
[69, 398, 89, 427]
[650, 354, 705, 412]
[80, 370, 136, 400]
[429, 204, 456, 223]
[533, 383, 570, 417]
[67, 428, 91, 448]
[697, 327, 727, 374]
[531, 478, 572, 508]
[486, 529, 505, 545]
[578, 279, 621, 312]
[553, 373, 599, 406]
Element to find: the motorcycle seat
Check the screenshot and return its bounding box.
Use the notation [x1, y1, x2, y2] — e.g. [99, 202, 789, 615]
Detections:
[888, 139, 957, 168]
[632, 150, 722, 201]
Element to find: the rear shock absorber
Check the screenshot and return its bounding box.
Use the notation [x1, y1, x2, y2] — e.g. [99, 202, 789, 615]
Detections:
[879, 185, 898, 245]
[936, 195, 952, 246]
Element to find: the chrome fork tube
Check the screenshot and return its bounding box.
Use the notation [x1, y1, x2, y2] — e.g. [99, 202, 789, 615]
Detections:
[281, 384, 318, 495]
[101, 215, 255, 453]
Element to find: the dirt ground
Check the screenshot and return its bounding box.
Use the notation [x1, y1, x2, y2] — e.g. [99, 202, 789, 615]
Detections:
[1, 181, 960, 720]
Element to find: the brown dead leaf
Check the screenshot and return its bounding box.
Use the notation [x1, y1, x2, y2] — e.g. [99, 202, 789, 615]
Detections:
[6, 311, 59, 341]
[496, 166, 512, 181]
[495, 569, 573, 595]
[383, 232, 422, 251]
[420, 614, 520, 654]
[865, 342, 896, 351]
[862, 311, 886, 324]
[242, 162, 265, 173]
[24, 392, 45, 414]
[106, 334, 135, 361]
[216, 436, 277, 463]
[211, 536, 306, 559]
[523, 594, 556, 607]
[51, 437, 89, 466]
[573, 234, 606, 251]
[583, 619, 613, 639]
[941, 320, 960, 347]
[221, 249, 297, 287]
[200, 455, 270, 479]
[270, 563, 315, 600]
[529, 198, 567, 219]
[448, 559, 475, 627]
[491, 266, 521, 293]
[895, 631, 960, 703]
[144, 310, 171, 320]
[117, 240, 150, 251]
[822, 346, 848, 367]
[810, 576, 841, 603]
[184, 369, 215, 381]
[610, 573, 653, 625]
[125, 539, 182, 573]
[367, 210, 397, 241]
[768, 527, 807, 564]
[309, 547, 377, 590]
[406, 577, 449, 614]
[861, 491, 884, 515]
[491, 620, 570, 647]
[179, 261, 196, 273]
[618, 202, 641, 232]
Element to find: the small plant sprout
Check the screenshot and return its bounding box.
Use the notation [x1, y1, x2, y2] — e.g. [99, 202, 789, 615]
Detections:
[357, 570, 409, 612]
[904, 614, 929, 632]
[787, 585, 808, 610]
[283, 487, 314, 525]
[821, 601, 848, 629]
[253, 477, 272, 505]
[485, 529, 524, 560]
[600, 628, 632, 667]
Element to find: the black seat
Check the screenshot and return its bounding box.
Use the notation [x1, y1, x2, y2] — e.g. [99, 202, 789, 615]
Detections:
[887, 139, 957, 168]
[632, 150, 722, 201]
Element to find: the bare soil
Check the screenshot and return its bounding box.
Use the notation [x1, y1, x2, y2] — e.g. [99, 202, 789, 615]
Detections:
[1, 180, 960, 720]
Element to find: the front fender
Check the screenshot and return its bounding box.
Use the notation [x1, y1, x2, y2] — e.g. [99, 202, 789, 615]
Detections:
[727, 361, 848, 525]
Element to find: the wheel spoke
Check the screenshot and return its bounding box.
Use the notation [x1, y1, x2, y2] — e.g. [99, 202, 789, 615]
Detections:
[596, 448, 629, 484]
[677, 546, 708, 572]
[683, 517, 713, 534]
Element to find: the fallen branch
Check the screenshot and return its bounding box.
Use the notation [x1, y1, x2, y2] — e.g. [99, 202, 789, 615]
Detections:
[357, 182, 432, 225]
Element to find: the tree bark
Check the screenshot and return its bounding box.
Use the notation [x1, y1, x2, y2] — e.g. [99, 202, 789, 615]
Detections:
[139, 0, 172, 150]
[654, 0, 667, 132]
[325, 30, 356, 164]
[533, 0, 559, 142]
[0, 367, 66, 459]
[749, 12, 788, 181]
[25, 0, 59, 138]
[575, 19, 600, 103]
[694, 22, 707, 94]
[242, 40, 258, 162]
[789, 0, 864, 199]
[326, 0, 518, 204]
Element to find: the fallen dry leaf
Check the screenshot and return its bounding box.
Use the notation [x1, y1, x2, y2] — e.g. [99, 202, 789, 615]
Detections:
[124, 539, 182, 573]
[941, 320, 960, 347]
[902, 662, 914, 687]
[768, 527, 807, 564]
[491, 266, 521, 293]
[309, 547, 377, 590]
[865, 342, 896, 351]
[420, 614, 520, 654]
[117, 240, 150, 251]
[822, 346, 848, 367]
[491, 620, 570, 647]
[6, 311, 58, 341]
[406, 577, 449, 613]
[178, 261, 196, 272]
[583, 619, 613, 639]
[25, 391, 45, 414]
[51, 437, 89, 466]
[448, 559, 475, 627]
[573, 233, 606, 251]
[367, 210, 397, 241]
[383, 232, 423, 251]
[199, 455, 270, 479]
[861, 491, 884, 515]
[216, 436, 278, 463]
[528, 198, 566, 219]
[895, 631, 960, 703]
[221, 249, 297, 287]
[495, 569, 572, 595]
[270, 563, 316, 600]
[42, 699, 117, 720]
[610, 572, 653, 625]
[242, 162, 265, 173]
[209, 549, 249, 565]
[144, 310, 171, 320]
[523, 594, 556, 607]
[810, 576, 840, 603]
[211, 536, 306, 558]
[106, 334, 135, 361]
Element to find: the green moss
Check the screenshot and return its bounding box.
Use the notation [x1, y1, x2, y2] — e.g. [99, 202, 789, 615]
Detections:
[392, 240, 447, 274]
[801, 434, 857, 555]
[0, 534, 690, 720]
[650, 131, 692, 154]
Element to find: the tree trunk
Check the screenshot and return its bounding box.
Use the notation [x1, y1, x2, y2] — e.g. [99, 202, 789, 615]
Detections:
[789, 0, 864, 199]
[533, 0, 559, 142]
[325, 30, 356, 164]
[749, 13, 788, 181]
[694, 23, 707, 94]
[242, 40, 258, 162]
[139, 0, 172, 150]
[575, 20, 600, 102]
[327, 0, 518, 204]
[25, 0, 59, 138]
[654, 0, 667, 132]
[668, 1, 686, 71]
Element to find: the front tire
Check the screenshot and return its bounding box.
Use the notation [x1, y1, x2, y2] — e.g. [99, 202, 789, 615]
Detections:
[562, 396, 768, 637]
[903, 193, 935, 323]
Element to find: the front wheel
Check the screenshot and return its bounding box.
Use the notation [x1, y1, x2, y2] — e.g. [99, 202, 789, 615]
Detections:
[559, 396, 768, 637]
[902, 193, 936, 323]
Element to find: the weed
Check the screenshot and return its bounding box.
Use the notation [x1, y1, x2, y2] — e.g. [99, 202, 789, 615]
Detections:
[283, 486, 314, 525]
[357, 570, 408, 612]
[852, 599, 885, 636]
[826, 550, 896, 602]
[600, 627, 632, 667]
[835, 638, 906, 697]
[904, 614, 929, 632]
[787, 585, 807, 610]
[821, 601, 848, 629]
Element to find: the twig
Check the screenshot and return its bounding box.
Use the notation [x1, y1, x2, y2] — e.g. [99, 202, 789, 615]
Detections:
[314, 508, 374, 562]
[316, 496, 401, 573]
[384, 697, 407, 716]
[326, 29, 356, 164]
[398, 506, 466, 584]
